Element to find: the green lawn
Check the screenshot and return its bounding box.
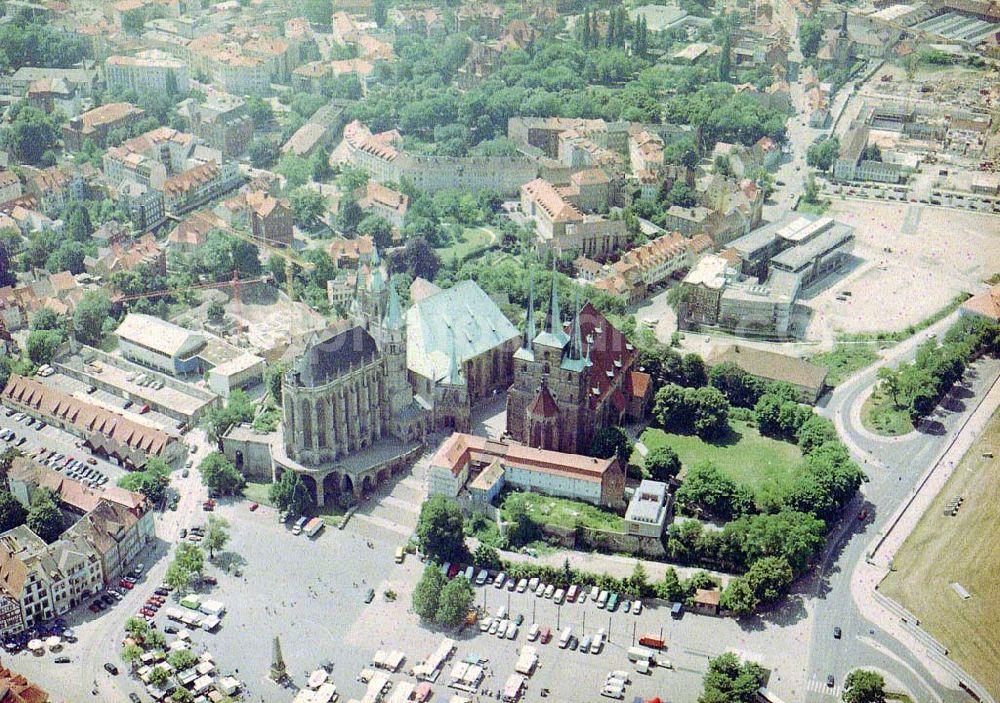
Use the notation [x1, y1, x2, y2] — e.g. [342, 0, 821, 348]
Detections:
[861, 388, 914, 437]
[809, 343, 880, 386]
[244, 481, 272, 506]
[635, 420, 803, 506]
[795, 199, 829, 216]
[501, 492, 624, 532]
[244, 481, 346, 524]
[435, 225, 496, 261]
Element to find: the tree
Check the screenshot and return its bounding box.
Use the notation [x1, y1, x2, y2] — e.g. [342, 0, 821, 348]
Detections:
[0, 236, 16, 288]
[699, 652, 767, 703]
[394, 237, 440, 281]
[171, 688, 195, 703]
[246, 97, 274, 127]
[0, 491, 27, 533]
[148, 666, 170, 688]
[269, 470, 313, 516]
[124, 616, 150, 642]
[842, 670, 886, 703]
[66, 206, 93, 242]
[664, 180, 698, 207]
[121, 643, 143, 669]
[204, 389, 255, 443]
[165, 560, 192, 592]
[174, 542, 205, 578]
[289, 188, 326, 231]
[202, 515, 230, 560]
[0, 446, 23, 479]
[206, 300, 225, 322]
[412, 565, 445, 621]
[675, 462, 753, 520]
[658, 567, 686, 602]
[73, 291, 112, 347]
[118, 470, 169, 504]
[803, 172, 820, 204]
[799, 17, 824, 58]
[264, 361, 289, 402]
[335, 197, 363, 234]
[587, 426, 633, 464]
[309, 149, 333, 182]
[876, 367, 901, 407]
[168, 649, 198, 671]
[473, 544, 501, 571]
[806, 137, 840, 172]
[719, 577, 758, 615]
[2, 106, 58, 165]
[628, 561, 648, 598]
[277, 152, 311, 190]
[645, 445, 681, 482]
[435, 576, 474, 629]
[357, 215, 394, 251]
[199, 452, 245, 496]
[744, 555, 794, 603]
[27, 490, 62, 542]
[717, 35, 732, 82]
[416, 495, 467, 564]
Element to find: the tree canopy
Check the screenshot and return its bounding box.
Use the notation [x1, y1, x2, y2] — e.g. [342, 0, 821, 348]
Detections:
[416, 495, 467, 564]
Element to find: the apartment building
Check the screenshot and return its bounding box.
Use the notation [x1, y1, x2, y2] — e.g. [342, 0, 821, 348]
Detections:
[105, 51, 191, 95]
[162, 161, 242, 215]
[62, 102, 146, 151]
[176, 94, 254, 158]
[520, 178, 627, 259]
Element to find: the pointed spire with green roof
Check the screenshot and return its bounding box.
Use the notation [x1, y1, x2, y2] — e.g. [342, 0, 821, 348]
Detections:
[383, 276, 404, 330]
[523, 269, 536, 349]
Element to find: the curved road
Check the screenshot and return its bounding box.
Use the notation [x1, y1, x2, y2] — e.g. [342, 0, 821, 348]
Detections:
[803, 310, 997, 703]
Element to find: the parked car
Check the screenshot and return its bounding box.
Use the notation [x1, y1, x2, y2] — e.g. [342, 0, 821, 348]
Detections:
[364, 588, 375, 603]
[55, 656, 71, 664]
[104, 663, 119, 675]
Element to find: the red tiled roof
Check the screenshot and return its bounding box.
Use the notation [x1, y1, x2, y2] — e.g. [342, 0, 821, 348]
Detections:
[629, 371, 651, 399]
[570, 302, 635, 409]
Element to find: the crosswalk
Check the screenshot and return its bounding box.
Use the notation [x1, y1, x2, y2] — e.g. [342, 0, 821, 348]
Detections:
[806, 674, 842, 698]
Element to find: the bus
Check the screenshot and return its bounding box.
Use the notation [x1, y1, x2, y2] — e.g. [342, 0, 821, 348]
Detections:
[305, 518, 324, 538]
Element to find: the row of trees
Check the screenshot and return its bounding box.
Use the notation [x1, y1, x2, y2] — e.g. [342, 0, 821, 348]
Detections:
[412, 566, 475, 630]
[876, 318, 1000, 423]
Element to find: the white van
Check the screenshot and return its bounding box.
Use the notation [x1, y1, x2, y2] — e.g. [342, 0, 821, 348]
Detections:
[463, 566, 474, 580]
[592, 630, 605, 654]
[590, 586, 600, 601]
[543, 584, 555, 599]
[597, 590, 609, 608]
[553, 588, 565, 604]
[558, 627, 573, 649]
[494, 572, 506, 589]
[528, 577, 540, 592]
[527, 623, 540, 641]
[476, 569, 489, 585]
[517, 578, 528, 593]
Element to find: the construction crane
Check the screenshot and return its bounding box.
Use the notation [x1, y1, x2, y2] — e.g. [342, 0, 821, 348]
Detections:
[220, 225, 316, 305]
[110, 271, 274, 304]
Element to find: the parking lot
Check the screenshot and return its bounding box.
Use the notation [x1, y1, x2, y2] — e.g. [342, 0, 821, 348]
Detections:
[0, 412, 129, 486]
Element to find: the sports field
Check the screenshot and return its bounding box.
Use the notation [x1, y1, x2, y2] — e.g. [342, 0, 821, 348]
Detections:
[880, 409, 1000, 699]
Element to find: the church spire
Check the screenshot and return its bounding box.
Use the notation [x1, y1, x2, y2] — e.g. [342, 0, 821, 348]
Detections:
[447, 325, 463, 386]
[523, 269, 535, 348]
[548, 258, 561, 336]
[567, 288, 583, 360]
[383, 276, 403, 330]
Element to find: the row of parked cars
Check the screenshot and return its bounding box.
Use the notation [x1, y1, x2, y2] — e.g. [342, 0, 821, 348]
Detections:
[32, 447, 108, 487]
[443, 565, 644, 616]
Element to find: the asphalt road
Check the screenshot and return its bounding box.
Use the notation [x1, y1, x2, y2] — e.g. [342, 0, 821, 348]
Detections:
[803, 311, 997, 703]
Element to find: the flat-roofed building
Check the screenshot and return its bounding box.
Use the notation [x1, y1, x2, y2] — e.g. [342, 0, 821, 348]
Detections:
[428, 432, 625, 508]
[624, 480, 672, 538]
[115, 313, 206, 375]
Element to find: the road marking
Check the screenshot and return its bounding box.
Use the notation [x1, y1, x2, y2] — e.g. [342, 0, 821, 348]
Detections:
[807, 674, 842, 697]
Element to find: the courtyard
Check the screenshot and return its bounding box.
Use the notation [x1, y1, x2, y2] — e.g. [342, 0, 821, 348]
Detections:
[635, 420, 803, 506]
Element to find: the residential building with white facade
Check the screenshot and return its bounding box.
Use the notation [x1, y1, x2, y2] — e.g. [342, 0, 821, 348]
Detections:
[105, 50, 191, 95]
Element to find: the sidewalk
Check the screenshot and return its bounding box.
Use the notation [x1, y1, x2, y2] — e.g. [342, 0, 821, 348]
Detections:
[470, 538, 734, 588]
[849, 368, 1000, 703]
